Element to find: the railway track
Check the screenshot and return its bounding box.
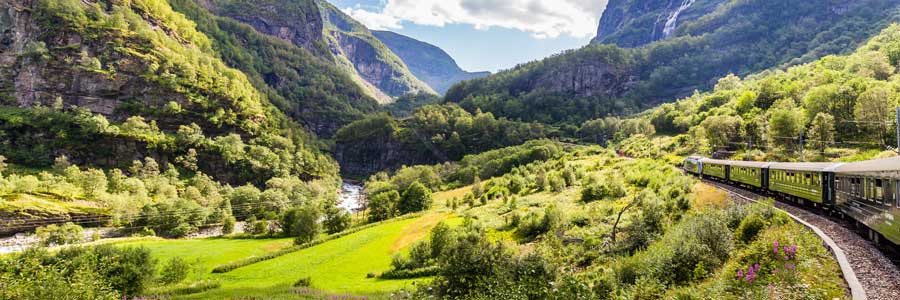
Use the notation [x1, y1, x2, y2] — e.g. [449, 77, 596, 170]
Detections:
[702, 178, 900, 300]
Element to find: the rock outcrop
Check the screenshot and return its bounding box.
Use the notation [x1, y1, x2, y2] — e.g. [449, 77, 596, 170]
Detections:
[593, 0, 724, 47]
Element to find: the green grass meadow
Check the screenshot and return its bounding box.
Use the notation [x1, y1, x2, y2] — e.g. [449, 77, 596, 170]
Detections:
[120, 213, 448, 299]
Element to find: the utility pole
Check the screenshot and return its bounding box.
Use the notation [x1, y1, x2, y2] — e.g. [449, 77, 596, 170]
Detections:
[895, 107, 900, 154]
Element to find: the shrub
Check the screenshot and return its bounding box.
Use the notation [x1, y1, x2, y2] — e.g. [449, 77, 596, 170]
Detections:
[368, 190, 400, 222]
[735, 213, 767, 244]
[293, 276, 312, 287]
[281, 206, 320, 244]
[516, 205, 565, 240]
[249, 219, 268, 235]
[399, 181, 432, 214]
[159, 257, 191, 284]
[379, 266, 440, 279]
[222, 216, 236, 235]
[0, 249, 118, 300]
[581, 175, 625, 202]
[323, 206, 351, 234]
[36, 222, 84, 246]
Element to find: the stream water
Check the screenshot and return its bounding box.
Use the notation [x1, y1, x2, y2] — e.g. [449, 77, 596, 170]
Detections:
[337, 181, 364, 213]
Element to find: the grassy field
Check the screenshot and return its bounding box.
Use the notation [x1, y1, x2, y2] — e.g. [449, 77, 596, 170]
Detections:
[122, 212, 449, 299]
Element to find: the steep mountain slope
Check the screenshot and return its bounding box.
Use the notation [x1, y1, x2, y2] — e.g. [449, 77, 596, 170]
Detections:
[169, 0, 380, 136]
[0, 0, 336, 185]
[593, 0, 724, 47]
[632, 24, 900, 160]
[447, 0, 900, 125]
[317, 1, 434, 102]
[372, 30, 489, 95]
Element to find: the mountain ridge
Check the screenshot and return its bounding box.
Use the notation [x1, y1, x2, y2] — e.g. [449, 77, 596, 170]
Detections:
[371, 30, 490, 95]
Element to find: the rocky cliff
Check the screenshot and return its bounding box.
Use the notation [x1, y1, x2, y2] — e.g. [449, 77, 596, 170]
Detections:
[593, 0, 724, 47]
[0, 0, 337, 185]
[372, 30, 489, 95]
[201, 0, 328, 57]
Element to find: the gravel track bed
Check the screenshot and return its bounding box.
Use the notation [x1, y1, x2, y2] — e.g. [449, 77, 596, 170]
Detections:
[704, 179, 900, 300]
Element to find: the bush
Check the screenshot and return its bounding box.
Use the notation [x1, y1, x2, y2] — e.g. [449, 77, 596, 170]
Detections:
[222, 216, 236, 235]
[246, 220, 269, 235]
[0, 249, 118, 300]
[323, 207, 351, 234]
[581, 175, 626, 202]
[399, 181, 432, 214]
[368, 190, 400, 222]
[281, 206, 320, 244]
[159, 257, 191, 284]
[36, 222, 84, 246]
[378, 266, 440, 279]
[735, 213, 767, 244]
[293, 276, 312, 287]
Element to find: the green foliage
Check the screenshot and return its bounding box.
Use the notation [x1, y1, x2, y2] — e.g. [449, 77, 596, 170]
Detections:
[0, 249, 118, 300]
[222, 215, 236, 235]
[629, 24, 900, 158]
[445, 0, 900, 126]
[368, 190, 401, 222]
[159, 257, 191, 284]
[35, 222, 83, 246]
[399, 181, 432, 214]
[283, 206, 321, 244]
[323, 206, 352, 234]
[516, 205, 566, 240]
[335, 104, 550, 175]
[293, 276, 312, 288]
[581, 174, 626, 202]
[614, 211, 733, 288]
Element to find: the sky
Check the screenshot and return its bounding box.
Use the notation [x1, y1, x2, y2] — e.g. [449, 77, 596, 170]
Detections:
[327, 0, 609, 73]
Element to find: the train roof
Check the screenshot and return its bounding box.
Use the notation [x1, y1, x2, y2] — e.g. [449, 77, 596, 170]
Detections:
[832, 155, 900, 174]
[768, 162, 843, 172]
[700, 158, 731, 165]
[726, 160, 773, 168]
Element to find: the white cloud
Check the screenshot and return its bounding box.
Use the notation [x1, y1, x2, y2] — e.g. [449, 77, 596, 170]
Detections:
[343, 7, 402, 30]
[343, 0, 608, 39]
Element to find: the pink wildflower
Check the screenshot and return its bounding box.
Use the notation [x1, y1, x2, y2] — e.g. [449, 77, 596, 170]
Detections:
[774, 240, 779, 254]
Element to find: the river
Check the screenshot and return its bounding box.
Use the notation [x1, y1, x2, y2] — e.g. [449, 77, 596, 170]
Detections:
[337, 181, 364, 213]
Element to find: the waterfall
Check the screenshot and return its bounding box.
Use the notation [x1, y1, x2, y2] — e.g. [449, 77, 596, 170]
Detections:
[662, 0, 695, 38]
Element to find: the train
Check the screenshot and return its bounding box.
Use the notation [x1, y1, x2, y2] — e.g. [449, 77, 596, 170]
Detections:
[683, 156, 900, 246]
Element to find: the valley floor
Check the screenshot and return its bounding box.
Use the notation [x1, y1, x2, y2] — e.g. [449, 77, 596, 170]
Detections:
[115, 212, 450, 299]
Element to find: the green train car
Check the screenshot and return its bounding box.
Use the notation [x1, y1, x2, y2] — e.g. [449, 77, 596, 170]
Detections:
[833, 157, 900, 244]
[683, 156, 703, 174]
[767, 162, 839, 204]
[729, 161, 771, 188]
[682, 155, 900, 245]
[701, 159, 729, 180]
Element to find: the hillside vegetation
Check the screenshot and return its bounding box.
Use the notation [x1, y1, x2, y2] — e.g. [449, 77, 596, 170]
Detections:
[623, 24, 900, 161]
[446, 0, 900, 125]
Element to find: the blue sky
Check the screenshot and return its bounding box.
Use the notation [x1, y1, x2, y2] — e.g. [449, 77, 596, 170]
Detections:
[327, 0, 608, 73]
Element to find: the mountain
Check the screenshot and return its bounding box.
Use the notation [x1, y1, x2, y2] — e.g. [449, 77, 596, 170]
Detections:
[0, 0, 337, 185]
[372, 30, 490, 95]
[193, 0, 433, 105]
[593, 0, 724, 47]
[447, 0, 900, 125]
[169, 0, 380, 137]
[317, 1, 435, 102]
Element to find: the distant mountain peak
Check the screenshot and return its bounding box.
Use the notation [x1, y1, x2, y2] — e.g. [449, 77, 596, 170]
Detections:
[372, 30, 490, 95]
